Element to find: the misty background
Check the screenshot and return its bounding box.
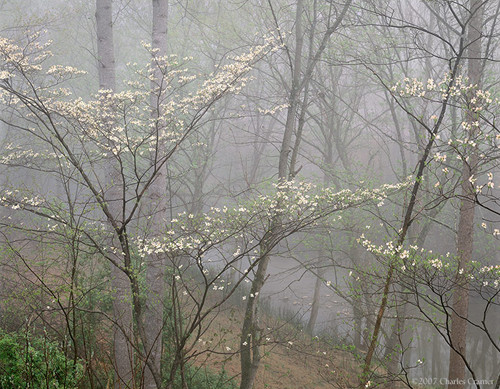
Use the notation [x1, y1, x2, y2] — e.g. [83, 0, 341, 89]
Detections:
[0, 1, 499, 389]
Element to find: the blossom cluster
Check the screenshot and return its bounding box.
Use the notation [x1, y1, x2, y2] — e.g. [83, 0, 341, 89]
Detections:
[391, 72, 500, 199]
[136, 179, 409, 256]
[358, 235, 500, 289]
[0, 33, 282, 226]
[391, 73, 477, 101]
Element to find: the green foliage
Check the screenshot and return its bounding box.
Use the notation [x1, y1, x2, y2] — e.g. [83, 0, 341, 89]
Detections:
[180, 366, 237, 389]
[0, 331, 83, 389]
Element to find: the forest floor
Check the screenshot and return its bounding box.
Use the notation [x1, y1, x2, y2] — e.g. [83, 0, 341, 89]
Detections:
[192, 301, 364, 389]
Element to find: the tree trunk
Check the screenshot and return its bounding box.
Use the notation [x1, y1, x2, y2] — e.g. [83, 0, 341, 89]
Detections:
[96, 0, 116, 91]
[383, 302, 406, 379]
[306, 255, 324, 334]
[447, 1, 483, 388]
[110, 251, 134, 389]
[144, 1, 169, 388]
[240, 249, 271, 389]
[277, 0, 304, 180]
[383, 218, 437, 378]
[96, 2, 134, 387]
[239, 1, 352, 387]
[240, 2, 304, 387]
[432, 329, 441, 380]
[359, 24, 469, 387]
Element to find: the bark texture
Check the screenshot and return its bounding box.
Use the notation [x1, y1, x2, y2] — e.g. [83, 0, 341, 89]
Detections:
[144, 1, 169, 387]
[447, 2, 483, 387]
[96, 0, 116, 91]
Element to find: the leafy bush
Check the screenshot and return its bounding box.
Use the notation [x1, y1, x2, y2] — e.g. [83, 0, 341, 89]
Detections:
[0, 331, 83, 389]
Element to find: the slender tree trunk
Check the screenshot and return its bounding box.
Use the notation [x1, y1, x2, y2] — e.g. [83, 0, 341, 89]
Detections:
[110, 252, 134, 389]
[447, 140, 477, 389]
[306, 253, 324, 334]
[277, 0, 304, 180]
[96, 2, 134, 387]
[360, 21, 468, 386]
[240, 248, 271, 389]
[144, 1, 169, 388]
[306, 70, 336, 335]
[447, 2, 483, 388]
[239, 2, 352, 387]
[383, 304, 405, 377]
[353, 304, 362, 348]
[432, 329, 440, 379]
[240, 2, 304, 388]
[383, 217, 438, 378]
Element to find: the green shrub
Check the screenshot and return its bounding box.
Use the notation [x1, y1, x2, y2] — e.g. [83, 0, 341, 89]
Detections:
[0, 331, 83, 389]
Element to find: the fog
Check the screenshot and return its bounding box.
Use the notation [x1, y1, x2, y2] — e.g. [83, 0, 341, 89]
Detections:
[0, 1, 499, 389]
